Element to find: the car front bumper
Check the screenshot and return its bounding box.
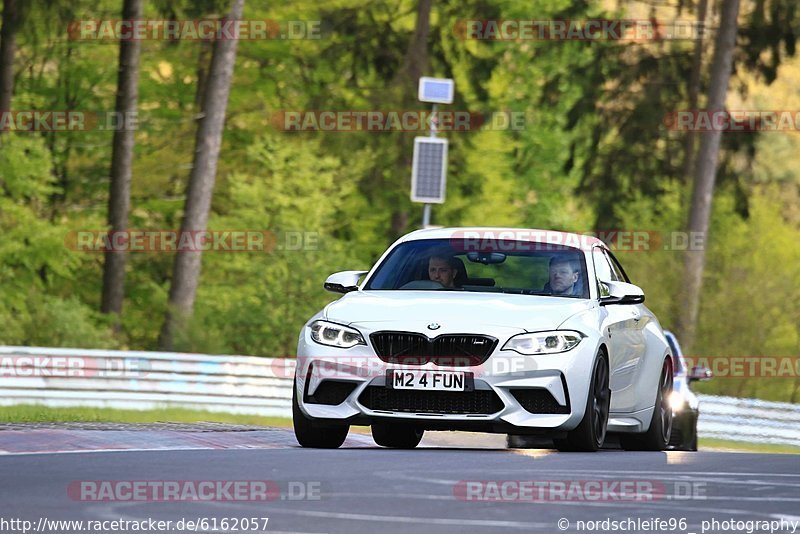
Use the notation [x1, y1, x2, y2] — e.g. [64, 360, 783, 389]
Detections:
[295, 325, 599, 434]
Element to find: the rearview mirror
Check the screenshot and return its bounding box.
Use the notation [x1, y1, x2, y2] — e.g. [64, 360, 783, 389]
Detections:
[599, 281, 645, 305]
[466, 251, 506, 264]
[324, 271, 367, 294]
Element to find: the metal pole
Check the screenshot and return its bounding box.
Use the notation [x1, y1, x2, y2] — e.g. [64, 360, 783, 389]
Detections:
[421, 103, 438, 228]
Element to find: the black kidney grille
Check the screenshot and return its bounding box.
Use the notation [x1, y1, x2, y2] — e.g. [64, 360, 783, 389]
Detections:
[370, 332, 497, 366]
[359, 386, 504, 415]
[370, 332, 429, 363]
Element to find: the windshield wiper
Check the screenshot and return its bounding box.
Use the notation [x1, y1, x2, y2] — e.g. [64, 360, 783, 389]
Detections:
[497, 289, 550, 296]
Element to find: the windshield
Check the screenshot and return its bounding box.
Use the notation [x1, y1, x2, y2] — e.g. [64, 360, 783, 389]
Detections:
[364, 238, 589, 298]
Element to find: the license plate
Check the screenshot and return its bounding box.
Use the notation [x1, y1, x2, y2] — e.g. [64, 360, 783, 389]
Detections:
[387, 370, 472, 391]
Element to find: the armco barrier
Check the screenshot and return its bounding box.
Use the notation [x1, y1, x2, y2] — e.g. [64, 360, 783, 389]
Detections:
[0, 346, 295, 417]
[0, 346, 798, 447]
[696, 393, 800, 447]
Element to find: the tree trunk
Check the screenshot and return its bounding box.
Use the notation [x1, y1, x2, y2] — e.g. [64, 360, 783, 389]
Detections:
[159, 0, 245, 350]
[680, 0, 710, 182]
[194, 40, 213, 111]
[101, 0, 143, 321]
[389, 0, 432, 238]
[675, 0, 740, 352]
[394, 0, 432, 95]
[0, 0, 22, 124]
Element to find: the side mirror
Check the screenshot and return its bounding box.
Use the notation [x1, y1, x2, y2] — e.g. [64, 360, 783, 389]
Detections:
[688, 366, 713, 383]
[599, 280, 645, 305]
[324, 271, 367, 294]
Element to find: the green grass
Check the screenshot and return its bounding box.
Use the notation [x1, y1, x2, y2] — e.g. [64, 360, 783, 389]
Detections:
[700, 437, 800, 454]
[0, 404, 292, 427]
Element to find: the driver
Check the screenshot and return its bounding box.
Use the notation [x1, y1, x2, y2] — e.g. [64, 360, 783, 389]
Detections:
[428, 255, 461, 288]
[546, 257, 583, 296]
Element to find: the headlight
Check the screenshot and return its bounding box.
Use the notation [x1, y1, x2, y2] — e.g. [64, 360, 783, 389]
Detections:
[669, 391, 685, 412]
[501, 330, 584, 355]
[309, 320, 366, 348]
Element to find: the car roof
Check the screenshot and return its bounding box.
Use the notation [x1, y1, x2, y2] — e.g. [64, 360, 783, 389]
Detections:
[398, 227, 606, 252]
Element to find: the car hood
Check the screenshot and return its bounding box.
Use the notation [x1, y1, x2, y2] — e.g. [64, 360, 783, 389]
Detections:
[324, 290, 593, 333]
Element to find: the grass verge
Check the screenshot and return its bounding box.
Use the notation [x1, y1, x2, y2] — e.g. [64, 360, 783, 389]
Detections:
[699, 437, 800, 454]
[0, 404, 292, 428]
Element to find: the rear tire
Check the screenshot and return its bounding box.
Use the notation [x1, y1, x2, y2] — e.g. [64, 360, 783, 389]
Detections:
[554, 352, 610, 452]
[688, 415, 699, 451]
[372, 422, 423, 449]
[620, 358, 673, 451]
[292, 381, 349, 449]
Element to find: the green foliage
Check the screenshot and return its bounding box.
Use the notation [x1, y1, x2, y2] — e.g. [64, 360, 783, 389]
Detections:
[609, 181, 686, 326]
[0, 134, 113, 347]
[171, 136, 357, 356]
[615, 184, 800, 403]
[691, 186, 800, 402]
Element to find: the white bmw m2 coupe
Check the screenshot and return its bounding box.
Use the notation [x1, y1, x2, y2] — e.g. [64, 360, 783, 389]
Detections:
[293, 228, 674, 452]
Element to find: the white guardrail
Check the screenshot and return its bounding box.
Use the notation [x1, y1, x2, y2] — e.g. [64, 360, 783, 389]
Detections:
[0, 346, 798, 447]
[0, 346, 296, 418]
[696, 394, 800, 447]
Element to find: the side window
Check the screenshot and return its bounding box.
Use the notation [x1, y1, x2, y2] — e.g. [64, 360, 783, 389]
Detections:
[606, 251, 631, 283]
[592, 248, 616, 297]
[592, 248, 616, 283]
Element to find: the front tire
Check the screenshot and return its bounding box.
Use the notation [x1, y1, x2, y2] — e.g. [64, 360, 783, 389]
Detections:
[620, 358, 673, 451]
[371, 422, 423, 449]
[554, 352, 610, 452]
[507, 434, 533, 449]
[292, 381, 349, 448]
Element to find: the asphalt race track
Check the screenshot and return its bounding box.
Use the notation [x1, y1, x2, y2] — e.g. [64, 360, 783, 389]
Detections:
[1, 425, 798, 534]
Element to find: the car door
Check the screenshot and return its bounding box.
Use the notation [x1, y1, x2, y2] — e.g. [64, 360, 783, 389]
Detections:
[606, 249, 649, 412]
[605, 250, 656, 411]
[592, 246, 641, 413]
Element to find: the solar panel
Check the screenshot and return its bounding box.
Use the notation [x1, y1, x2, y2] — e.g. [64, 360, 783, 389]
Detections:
[411, 137, 448, 203]
[418, 77, 454, 104]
